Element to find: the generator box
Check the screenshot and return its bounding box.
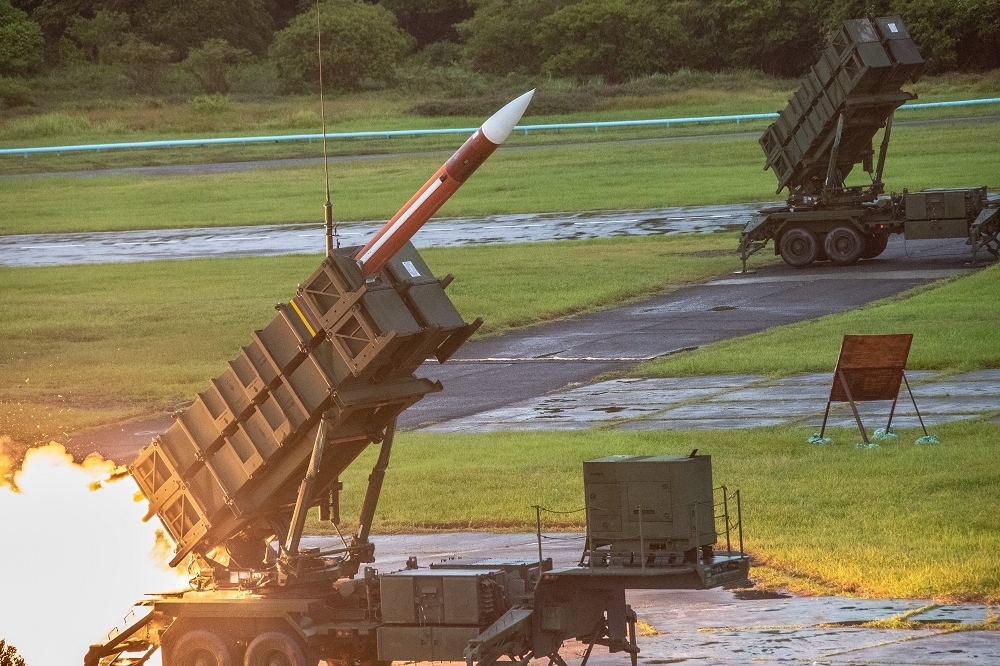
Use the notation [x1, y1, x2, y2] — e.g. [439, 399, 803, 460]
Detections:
[583, 455, 716, 554]
[905, 188, 985, 239]
[377, 626, 482, 662]
[379, 569, 505, 626]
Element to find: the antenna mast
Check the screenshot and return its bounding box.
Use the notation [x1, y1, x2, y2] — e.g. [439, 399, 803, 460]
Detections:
[317, 0, 336, 256]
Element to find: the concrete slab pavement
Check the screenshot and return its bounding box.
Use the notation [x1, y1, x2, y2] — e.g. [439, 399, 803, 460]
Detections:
[302, 532, 999, 666]
[424, 370, 1000, 434]
[63, 223, 994, 461]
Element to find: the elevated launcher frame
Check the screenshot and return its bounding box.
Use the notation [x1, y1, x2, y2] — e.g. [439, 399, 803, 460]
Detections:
[131, 241, 480, 579]
[740, 16, 1000, 270]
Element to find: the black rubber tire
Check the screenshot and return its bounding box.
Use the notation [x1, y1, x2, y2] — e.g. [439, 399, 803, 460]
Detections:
[171, 630, 234, 666]
[824, 226, 864, 265]
[861, 231, 889, 259]
[243, 631, 312, 666]
[778, 227, 819, 267]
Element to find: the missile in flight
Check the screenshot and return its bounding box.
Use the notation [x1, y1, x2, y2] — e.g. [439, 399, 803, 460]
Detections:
[355, 89, 535, 276]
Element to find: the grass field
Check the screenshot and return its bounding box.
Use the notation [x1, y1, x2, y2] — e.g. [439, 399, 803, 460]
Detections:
[3, 234, 997, 602]
[1, 68, 996, 176]
[3, 73, 999, 603]
[0, 233, 768, 444]
[0, 78, 800, 175]
[638, 262, 1000, 378]
[314, 421, 1000, 603]
[3, 118, 999, 236]
[3, 135, 771, 235]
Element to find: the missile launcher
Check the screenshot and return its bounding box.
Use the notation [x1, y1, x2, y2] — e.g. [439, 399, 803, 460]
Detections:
[132, 243, 481, 570]
[88, 92, 749, 666]
[739, 16, 999, 270]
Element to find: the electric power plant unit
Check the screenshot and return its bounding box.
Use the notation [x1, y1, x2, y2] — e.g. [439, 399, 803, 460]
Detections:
[904, 187, 989, 239]
[739, 16, 1000, 270]
[584, 455, 716, 559]
[377, 564, 540, 662]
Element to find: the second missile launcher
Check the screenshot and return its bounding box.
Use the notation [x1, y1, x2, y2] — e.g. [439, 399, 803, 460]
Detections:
[740, 16, 1000, 269]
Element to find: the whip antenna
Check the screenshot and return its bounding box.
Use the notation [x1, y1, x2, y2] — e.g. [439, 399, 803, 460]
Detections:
[317, 0, 337, 255]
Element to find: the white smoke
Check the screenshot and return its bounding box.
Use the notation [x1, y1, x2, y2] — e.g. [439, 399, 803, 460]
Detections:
[0, 441, 187, 666]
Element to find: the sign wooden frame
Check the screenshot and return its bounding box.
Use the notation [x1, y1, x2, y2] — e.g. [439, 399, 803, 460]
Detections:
[819, 334, 928, 444]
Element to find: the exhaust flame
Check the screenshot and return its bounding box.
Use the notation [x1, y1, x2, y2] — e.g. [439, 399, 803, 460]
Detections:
[0, 439, 187, 666]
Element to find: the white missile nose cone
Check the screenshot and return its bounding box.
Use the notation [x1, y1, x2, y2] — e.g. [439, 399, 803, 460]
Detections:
[480, 89, 535, 145]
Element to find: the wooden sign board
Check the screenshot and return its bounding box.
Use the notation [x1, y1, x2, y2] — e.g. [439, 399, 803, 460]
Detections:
[829, 334, 912, 402]
[818, 333, 926, 444]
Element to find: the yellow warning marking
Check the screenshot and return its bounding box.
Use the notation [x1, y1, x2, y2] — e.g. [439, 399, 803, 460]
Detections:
[289, 298, 317, 337]
[636, 619, 659, 636]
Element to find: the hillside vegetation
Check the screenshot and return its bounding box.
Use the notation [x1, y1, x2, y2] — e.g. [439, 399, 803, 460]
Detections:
[3, 0, 999, 124]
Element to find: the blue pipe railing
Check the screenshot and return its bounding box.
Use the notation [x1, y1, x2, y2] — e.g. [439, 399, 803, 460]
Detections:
[2, 97, 998, 158]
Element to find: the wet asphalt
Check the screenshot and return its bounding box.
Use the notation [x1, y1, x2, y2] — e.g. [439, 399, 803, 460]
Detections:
[300, 532, 1000, 666]
[0, 204, 758, 267]
[401, 235, 988, 431]
[62, 228, 994, 460]
[425, 369, 1000, 435]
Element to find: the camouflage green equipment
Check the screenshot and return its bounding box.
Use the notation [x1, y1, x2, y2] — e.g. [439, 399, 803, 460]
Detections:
[86, 95, 748, 666]
[131, 242, 479, 572]
[740, 16, 1000, 269]
[378, 456, 747, 666]
[91, 400, 748, 666]
[584, 455, 717, 562]
[760, 17, 922, 198]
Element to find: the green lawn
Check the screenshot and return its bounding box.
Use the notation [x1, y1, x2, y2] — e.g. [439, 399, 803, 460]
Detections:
[3, 119, 999, 236]
[1, 69, 996, 175]
[639, 262, 1000, 378]
[4, 236, 995, 603]
[3, 79, 999, 604]
[0, 233, 769, 444]
[2, 136, 770, 235]
[0, 81, 797, 175]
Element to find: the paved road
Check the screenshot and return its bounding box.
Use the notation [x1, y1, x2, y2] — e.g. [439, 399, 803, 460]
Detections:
[426, 370, 1000, 434]
[401, 236, 985, 430]
[301, 532, 999, 666]
[65, 232, 992, 462]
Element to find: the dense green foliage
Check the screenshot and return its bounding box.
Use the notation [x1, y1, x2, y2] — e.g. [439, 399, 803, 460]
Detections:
[4, 0, 999, 101]
[380, 0, 474, 48]
[269, 0, 413, 92]
[182, 38, 251, 94]
[0, 0, 44, 77]
[533, 0, 690, 82]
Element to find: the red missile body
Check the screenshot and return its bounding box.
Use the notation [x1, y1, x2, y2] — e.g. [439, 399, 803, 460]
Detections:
[356, 90, 534, 276]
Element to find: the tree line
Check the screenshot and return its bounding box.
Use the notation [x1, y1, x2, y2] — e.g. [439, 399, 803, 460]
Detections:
[2, 0, 998, 95]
